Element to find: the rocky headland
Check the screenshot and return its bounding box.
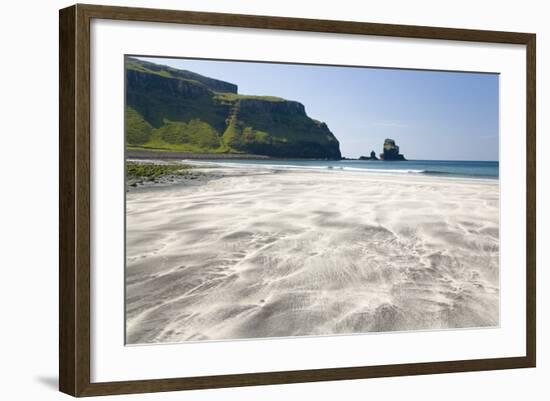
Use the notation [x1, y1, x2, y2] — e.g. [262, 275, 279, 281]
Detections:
[125, 57, 341, 159]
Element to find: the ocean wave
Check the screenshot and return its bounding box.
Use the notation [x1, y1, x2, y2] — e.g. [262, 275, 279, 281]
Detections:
[422, 170, 453, 176]
[341, 167, 426, 174]
[186, 160, 427, 174]
[183, 160, 497, 179]
[421, 169, 497, 179]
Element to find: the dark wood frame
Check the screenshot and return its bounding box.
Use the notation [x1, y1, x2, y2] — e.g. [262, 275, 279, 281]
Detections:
[59, 3, 536, 397]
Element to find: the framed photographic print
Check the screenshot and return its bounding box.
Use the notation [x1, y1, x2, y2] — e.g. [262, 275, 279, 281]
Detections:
[59, 4, 536, 397]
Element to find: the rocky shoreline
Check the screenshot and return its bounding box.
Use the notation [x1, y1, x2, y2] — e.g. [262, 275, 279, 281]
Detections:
[125, 160, 218, 191]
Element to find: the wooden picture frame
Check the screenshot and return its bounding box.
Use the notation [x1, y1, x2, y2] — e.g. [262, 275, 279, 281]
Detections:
[59, 3, 536, 397]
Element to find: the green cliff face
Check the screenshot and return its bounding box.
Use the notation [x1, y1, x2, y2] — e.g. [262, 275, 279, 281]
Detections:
[125, 58, 341, 159]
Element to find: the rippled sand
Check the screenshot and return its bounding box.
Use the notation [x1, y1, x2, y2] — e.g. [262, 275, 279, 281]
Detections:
[125, 165, 499, 344]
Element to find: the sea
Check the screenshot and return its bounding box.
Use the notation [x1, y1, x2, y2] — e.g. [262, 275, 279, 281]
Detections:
[201, 159, 499, 180]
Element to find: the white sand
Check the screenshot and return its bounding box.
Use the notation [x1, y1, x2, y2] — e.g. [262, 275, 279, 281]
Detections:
[125, 165, 499, 344]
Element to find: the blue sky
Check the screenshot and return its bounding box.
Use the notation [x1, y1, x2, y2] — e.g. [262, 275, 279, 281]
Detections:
[136, 56, 499, 161]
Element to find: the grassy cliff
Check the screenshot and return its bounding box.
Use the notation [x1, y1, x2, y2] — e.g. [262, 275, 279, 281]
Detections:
[125, 58, 341, 159]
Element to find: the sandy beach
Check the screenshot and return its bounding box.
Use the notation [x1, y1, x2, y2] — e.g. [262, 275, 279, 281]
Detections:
[125, 163, 499, 344]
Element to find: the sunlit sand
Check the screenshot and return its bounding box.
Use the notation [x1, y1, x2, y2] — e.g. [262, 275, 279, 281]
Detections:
[125, 163, 499, 344]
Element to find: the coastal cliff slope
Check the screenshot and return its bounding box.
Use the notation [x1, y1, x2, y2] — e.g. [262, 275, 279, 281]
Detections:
[125, 58, 341, 159]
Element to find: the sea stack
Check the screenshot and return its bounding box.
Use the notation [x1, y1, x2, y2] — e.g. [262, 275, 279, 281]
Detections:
[359, 150, 379, 161]
[380, 138, 406, 161]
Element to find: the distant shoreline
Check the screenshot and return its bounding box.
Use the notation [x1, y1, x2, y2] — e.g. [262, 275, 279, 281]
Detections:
[126, 149, 395, 162]
[126, 149, 346, 161]
[126, 149, 271, 160]
[125, 150, 498, 165]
